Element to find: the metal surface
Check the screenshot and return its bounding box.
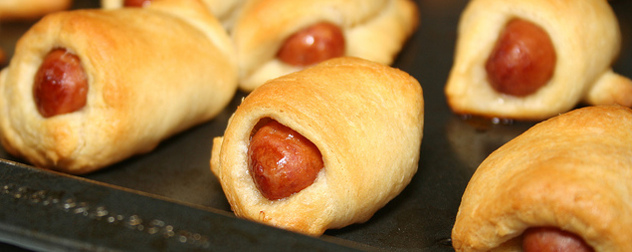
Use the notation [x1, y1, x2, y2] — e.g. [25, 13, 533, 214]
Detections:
[0, 0, 631, 251]
[0, 159, 369, 251]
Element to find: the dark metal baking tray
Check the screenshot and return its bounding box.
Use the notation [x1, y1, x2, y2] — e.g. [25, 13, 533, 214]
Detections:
[0, 0, 631, 251]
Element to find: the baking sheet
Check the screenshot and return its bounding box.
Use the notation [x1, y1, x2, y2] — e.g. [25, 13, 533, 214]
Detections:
[0, 0, 631, 251]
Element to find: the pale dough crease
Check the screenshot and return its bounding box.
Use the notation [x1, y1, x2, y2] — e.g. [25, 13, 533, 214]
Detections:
[210, 57, 424, 236]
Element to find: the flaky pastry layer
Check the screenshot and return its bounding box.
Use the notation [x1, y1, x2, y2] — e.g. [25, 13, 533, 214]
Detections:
[452, 105, 632, 251]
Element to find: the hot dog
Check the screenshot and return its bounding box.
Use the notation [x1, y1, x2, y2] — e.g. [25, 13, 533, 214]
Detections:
[522, 227, 594, 252]
[0, 47, 6, 67]
[248, 119, 323, 200]
[276, 22, 345, 67]
[123, 0, 152, 7]
[33, 48, 88, 118]
[485, 18, 556, 97]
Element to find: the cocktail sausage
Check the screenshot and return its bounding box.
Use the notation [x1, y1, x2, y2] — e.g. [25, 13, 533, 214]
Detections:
[123, 0, 153, 7]
[522, 227, 594, 252]
[248, 120, 324, 200]
[485, 18, 556, 97]
[277, 22, 345, 67]
[33, 48, 88, 118]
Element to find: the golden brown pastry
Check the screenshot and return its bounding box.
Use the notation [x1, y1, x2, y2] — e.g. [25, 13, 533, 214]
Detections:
[232, 0, 419, 92]
[452, 105, 632, 251]
[100, 0, 247, 30]
[445, 0, 632, 121]
[0, 0, 237, 174]
[210, 57, 424, 236]
[0, 0, 72, 20]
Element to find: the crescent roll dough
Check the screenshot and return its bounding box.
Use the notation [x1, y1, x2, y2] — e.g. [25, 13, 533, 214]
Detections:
[101, 0, 247, 30]
[452, 105, 632, 251]
[445, 0, 632, 121]
[210, 57, 424, 235]
[0, 0, 72, 20]
[232, 0, 419, 91]
[0, 0, 237, 174]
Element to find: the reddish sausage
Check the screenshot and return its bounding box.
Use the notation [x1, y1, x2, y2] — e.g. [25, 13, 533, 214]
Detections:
[485, 18, 556, 97]
[277, 22, 345, 67]
[123, 0, 153, 7]
[33, 48, 88, 118]
[522, 227, 594, 252]
[0, 47, 6, 67]
[248, 120, 324, 200]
